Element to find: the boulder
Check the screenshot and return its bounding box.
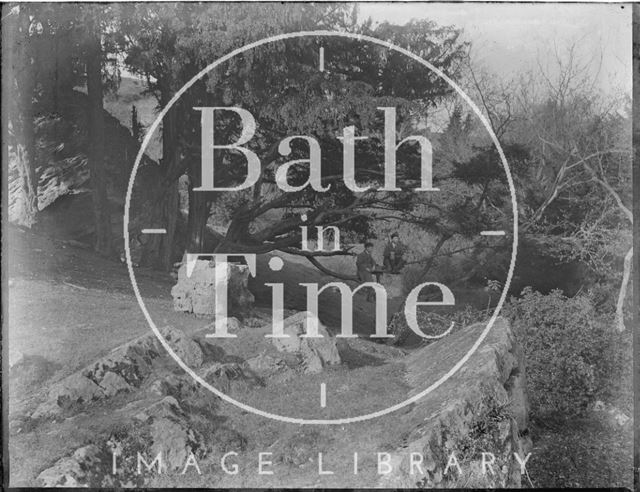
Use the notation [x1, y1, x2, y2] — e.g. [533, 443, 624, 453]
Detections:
[171, 259, 255, 317]
[270, 311, 341, 373]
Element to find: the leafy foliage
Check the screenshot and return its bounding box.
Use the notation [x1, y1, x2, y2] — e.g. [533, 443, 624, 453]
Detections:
[504, 288, 630, 415]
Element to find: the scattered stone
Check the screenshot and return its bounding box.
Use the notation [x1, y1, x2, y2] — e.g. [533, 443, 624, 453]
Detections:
[245, 354, 285, 374]
[171, 259, 255, 317]
[201, 362, 264, 393]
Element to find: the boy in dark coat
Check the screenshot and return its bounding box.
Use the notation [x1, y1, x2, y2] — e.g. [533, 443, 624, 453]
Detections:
[356, 242, 377, 282]
[356, 242, 381, 301]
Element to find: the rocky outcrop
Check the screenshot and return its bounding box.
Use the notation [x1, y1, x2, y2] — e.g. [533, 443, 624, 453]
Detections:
[270, 311, 341, 373]
[26, 311, 528, 488]
[36, 396, 205, 486]
[37, 444, 109, 487]
[132, 396, 204, 472]
[31, 326, 202, 419]
[171, 259, 255, 318]
[379, 317, 530, 488]
[9, 90, 156, 230]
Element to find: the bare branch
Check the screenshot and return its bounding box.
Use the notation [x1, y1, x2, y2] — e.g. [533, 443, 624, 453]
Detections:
[305, 256, 359, 282]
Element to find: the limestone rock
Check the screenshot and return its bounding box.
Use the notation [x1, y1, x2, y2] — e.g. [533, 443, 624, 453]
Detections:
[134, 396, 203, 472]
[98, 371, 132, 397]
[171, 259, 255, 317]
[160, 326, 203, 368]
[33, 373, 102, 419]
[245, 354, 285, 374]
[37, 445, 104, 487]
[378, 318, 530, 488]
[201, 362, 264, 393]
[270, 311, 341, 373]
[31, 326, 201, 419]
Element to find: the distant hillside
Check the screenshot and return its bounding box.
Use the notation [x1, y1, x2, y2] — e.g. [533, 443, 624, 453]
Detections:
[102, 76, 162, 162]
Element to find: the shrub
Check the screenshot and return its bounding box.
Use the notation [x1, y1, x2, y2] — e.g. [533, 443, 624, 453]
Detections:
[504, 287, 628, 415]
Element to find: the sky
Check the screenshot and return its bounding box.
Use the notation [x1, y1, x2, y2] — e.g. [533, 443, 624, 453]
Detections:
[359, 2, 632, 95]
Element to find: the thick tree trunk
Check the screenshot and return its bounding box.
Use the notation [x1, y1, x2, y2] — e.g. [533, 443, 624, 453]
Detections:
[159, 105, 180, 269]
[86, 35, 112, 256]
[187, 181, 211, 254]
[161, 180, 180, 268]
[139, 100, 181, 270]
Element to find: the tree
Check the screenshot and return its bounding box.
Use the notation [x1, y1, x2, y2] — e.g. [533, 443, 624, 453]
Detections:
[465, 43, 633, 331]
[84, 21, 113, 256]
[7, 4, 122, 255]
[128, 6, 470, 280]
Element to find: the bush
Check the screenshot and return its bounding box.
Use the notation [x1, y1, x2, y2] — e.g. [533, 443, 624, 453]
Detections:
[504, 287, 628, 415]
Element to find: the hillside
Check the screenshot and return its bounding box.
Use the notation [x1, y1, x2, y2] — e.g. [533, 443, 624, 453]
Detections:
[7, 224, 530, 488]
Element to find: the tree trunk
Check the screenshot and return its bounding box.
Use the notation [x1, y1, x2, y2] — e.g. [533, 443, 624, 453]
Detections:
[86, 34, 112, 256]
[616, 246, 633, 332]
[187, 180, 211, 254]
[159, 105, 180, 269]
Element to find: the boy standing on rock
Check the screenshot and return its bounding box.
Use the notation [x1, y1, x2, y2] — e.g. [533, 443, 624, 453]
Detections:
[356, 242, 383, 301]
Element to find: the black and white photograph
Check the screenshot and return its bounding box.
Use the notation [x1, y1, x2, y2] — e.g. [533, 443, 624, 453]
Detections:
[2, 2, 635, 489]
